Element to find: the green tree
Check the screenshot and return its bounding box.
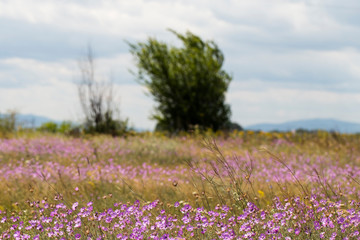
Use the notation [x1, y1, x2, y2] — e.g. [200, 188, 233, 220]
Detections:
[38, 121, 58, 133]
[129, 29, 233, 132]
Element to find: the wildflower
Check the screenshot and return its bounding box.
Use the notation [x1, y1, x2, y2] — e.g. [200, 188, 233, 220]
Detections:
[258, 234, 266, 240]
[258, 190, 265, 198]
[180, 204, 192, 213]
[329, 232, 337, 240]
[72, 202, 79, 211]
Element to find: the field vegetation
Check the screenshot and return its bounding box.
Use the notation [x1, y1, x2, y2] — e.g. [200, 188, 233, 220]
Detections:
[0, 130, 360, 239]
[1, 30, 359, 239]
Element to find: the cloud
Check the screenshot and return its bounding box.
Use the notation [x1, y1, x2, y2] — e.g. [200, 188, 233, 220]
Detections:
[226, 47, 360, 92]
[0, 80, 77, 121]
[0, 17, 133, 61]
[0, 57, 75, 88]
[228, 87, 360, 126]
[0, 0, 216, 38]
[115, 84, 155, 130]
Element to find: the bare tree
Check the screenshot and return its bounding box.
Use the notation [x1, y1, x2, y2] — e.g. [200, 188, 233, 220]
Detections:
[77, 46, 128, 135]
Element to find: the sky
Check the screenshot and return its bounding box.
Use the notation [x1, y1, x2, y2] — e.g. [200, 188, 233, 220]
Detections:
[1, 0, 360, 130]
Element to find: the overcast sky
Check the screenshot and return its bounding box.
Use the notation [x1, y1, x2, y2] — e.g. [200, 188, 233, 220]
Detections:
[1, 0, 360, 129]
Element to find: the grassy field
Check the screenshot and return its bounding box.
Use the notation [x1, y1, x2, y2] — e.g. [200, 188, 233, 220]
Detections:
[0, 131, 360, 239]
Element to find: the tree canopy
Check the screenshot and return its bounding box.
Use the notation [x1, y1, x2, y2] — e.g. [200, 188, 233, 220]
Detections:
[129, 29, 234, 132]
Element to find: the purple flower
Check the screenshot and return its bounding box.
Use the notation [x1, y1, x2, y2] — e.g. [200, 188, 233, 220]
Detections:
[314, 221, 321, 230]
[337, 217, 345, 224]
[13, 231, 21, 239]
[221, 205, 229, 212]
[182, 214, 191, 224]
[329, 232, 337, 240]
[258, 234, 266, 240]
[180, 204, 192, 213]
[72, 202, 79, 211]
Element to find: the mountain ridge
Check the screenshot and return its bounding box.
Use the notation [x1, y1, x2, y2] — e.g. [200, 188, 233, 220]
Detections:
[0, 113, 62, 128]
[246, 118, 360, 133]
[3, 114, 360, 133]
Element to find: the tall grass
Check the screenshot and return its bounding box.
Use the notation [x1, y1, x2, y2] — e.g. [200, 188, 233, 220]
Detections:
[0, 132, 360, 238]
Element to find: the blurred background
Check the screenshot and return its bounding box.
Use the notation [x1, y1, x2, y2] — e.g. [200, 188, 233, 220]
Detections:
[1, 0, 360, 131]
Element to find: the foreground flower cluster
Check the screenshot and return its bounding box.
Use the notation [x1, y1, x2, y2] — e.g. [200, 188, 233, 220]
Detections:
[1, 195, 360, 240]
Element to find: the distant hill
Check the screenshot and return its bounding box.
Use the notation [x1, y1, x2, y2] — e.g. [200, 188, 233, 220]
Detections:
[18, 114, 63, 128]
[246, 119, 360, 134]
[0, 113, 61, 128]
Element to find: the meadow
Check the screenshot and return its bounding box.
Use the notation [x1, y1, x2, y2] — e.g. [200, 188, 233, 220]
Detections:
[0, 131, 360, 239]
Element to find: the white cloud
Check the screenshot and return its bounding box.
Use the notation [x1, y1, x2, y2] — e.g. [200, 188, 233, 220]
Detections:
[115, 84, 155, 130]
[0, 58, 75, 88]
[226, 47, 360, 92]
[0, 0, 219, 39]
[228, 87, 360, 126]
[0, 82, 77, 120]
